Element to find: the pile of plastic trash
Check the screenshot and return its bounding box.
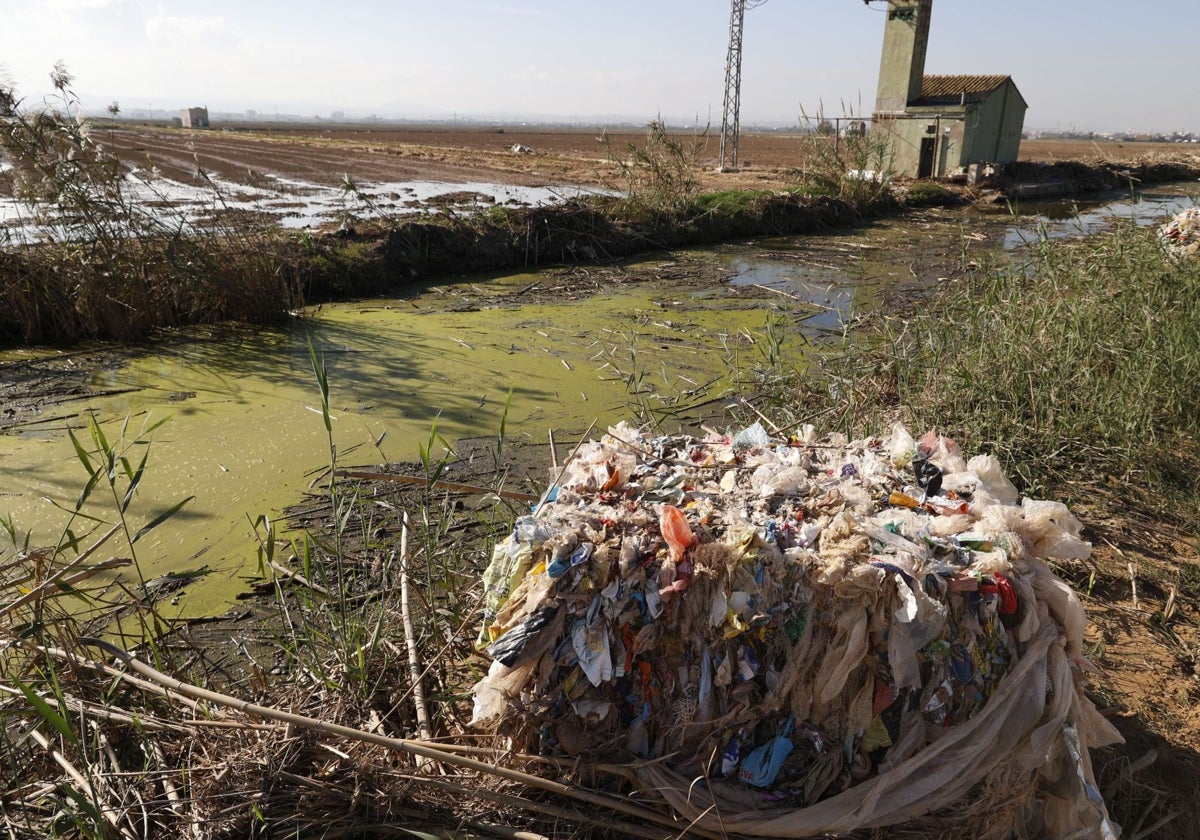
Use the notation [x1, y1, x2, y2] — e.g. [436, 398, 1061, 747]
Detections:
[1160, 207, 1200, 258]
[471, 421, 1121, 838]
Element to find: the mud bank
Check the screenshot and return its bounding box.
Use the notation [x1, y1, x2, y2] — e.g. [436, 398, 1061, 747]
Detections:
[305, 193, 866, 301]
[994, 156, 1200, 201]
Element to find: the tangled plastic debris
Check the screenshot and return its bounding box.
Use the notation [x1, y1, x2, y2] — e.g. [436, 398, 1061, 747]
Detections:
[471, 421, 1122, 837]
[1159, 207, 1200, 258]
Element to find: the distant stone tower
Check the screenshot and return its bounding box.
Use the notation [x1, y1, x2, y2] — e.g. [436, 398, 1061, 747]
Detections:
[874, 0, 933, 117]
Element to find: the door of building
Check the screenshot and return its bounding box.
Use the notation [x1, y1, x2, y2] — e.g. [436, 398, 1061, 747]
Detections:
[918, 137, 936, 178]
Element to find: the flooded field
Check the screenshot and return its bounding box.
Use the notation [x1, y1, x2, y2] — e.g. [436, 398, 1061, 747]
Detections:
[0, 170, 607, 240]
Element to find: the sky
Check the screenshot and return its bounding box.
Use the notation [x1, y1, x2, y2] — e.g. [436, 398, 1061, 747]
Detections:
[1, 0, 1196, 134]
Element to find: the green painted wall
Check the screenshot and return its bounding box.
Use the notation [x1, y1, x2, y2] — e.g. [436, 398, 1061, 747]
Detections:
[874, 0, 933, 115]
[876, 81, 1026, 178]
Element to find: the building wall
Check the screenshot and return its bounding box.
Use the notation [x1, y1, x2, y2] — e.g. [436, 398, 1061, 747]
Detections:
[880, 83, 1026, 177]
[876, 114, 965, 178]
[875, 118, 920, 177]
[955, 83, 1025, 165]
[992, 80, 1026, 163]
[874, 0, 934, 116]
[180, 107, 209, 129]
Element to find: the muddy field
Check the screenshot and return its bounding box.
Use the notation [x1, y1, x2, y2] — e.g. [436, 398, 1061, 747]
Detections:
[65, 123, 1200, 197]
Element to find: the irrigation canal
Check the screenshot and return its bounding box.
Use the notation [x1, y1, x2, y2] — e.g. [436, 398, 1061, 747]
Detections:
[2, 182, 1197, 616]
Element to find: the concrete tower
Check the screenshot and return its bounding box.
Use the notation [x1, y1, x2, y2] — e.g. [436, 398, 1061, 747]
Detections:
[874, 0, 933, 116]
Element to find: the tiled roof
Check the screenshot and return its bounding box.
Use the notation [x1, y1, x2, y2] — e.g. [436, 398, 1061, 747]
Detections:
[912, 74, 1012, 106]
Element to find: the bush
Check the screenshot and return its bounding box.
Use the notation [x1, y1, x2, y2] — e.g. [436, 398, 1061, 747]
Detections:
[0, 65, 301, 344]
[789, 107, 897, 213]
[599, 119, 707, 215]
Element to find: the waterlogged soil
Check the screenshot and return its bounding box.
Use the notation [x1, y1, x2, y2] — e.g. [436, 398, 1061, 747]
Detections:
[86, 124, 1200, 195]
[0, 348, 129, 434]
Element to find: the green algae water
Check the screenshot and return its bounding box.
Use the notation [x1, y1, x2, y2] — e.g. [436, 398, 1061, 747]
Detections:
[1, 258, 822, 617]
[8, 187, 1192, 618]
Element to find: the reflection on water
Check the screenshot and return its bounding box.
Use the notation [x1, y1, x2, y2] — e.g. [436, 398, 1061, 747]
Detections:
[724, 256, 858, 332]
[1002, 182, 1200, 249]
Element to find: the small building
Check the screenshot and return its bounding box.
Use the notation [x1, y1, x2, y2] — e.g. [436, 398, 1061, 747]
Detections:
[872, 0, 1027, 179]
[180, 106, 210, 129]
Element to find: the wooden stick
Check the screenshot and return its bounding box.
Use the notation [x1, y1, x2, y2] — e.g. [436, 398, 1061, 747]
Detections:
[1163, 584, 1177, 622]
[0, 525, 124, 621]
[410, 775, 675, 840]
[533, 420, 598, 516]
[268, 560, 335, 598]
[468, 824, 551, 840]
[76, 637, 719, 839]
[29, 728, 137, 840]
[1131, 810, 1181, 840]
[739, 397, 783, 434]
[399, 512, 433, 749]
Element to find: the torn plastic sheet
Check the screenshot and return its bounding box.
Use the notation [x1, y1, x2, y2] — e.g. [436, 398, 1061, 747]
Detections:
[486, 605, 559, 667]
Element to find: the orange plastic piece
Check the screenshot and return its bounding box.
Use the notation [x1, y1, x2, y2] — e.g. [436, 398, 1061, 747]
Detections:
[659, 504, 696, 562]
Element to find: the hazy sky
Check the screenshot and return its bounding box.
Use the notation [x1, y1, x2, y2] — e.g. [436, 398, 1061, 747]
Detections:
[1, 0, 1196, 133]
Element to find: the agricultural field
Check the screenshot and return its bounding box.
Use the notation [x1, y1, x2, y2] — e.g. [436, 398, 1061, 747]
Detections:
[87, 121, 1196, 194]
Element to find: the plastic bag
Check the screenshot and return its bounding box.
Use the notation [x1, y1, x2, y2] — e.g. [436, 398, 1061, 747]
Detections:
[487, 605, 559, 667]
[739, 718, 795, 787]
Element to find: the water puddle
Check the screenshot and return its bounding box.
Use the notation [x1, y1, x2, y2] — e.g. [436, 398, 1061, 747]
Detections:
[1001, 181, 1200, 248]
[724, 255, 855, 332]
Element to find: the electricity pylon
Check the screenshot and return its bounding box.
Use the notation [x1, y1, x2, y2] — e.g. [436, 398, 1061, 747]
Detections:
[719, 0, 767, 172]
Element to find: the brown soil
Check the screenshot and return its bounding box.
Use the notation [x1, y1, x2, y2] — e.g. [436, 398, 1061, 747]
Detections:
[90, 124, 1199, 197]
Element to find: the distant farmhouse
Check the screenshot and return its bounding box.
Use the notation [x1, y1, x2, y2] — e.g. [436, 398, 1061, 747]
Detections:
[872, 0, 1026, 179]
[180, 106, 210, 129]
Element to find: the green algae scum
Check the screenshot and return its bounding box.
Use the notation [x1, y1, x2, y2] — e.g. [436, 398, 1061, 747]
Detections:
[1, 258, 829, 617]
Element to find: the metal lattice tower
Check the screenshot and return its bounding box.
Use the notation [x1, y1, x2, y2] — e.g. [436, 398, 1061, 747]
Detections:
[718, 0, 747, 171]
[719, 0, 768, 172]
